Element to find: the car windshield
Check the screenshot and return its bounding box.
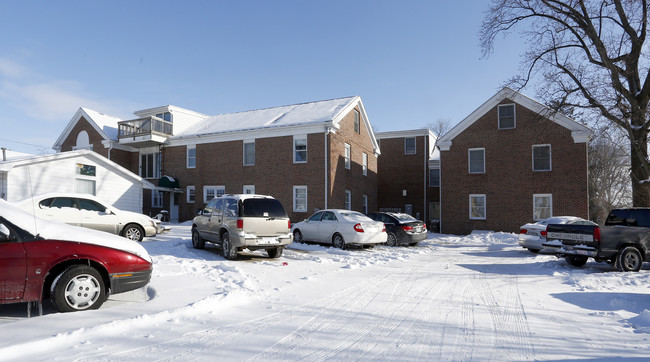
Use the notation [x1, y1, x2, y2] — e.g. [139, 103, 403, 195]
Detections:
[241, 198, 287, 218]
[390, 213, 418, 222]
[338, 211, 371, 222]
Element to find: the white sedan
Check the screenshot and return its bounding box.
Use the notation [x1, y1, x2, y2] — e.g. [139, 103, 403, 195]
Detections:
[292, 209, 387, 249]
[519, 216, 596, 253]
[15, 193, 158, 241]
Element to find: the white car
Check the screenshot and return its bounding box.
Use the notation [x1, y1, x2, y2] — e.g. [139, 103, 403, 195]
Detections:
[15, 193, 157, 241]
[292, 209, 387, 249]
[519, 216, 596, 253]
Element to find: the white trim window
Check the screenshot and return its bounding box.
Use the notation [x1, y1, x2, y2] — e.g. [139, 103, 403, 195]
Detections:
[498, 104, 516, 129]
[362, 194, 368, 214]
[243, 140, 255, 166]
[75, 163, 96, 195]
[294, 135, 307, 163]
[204, 185, 225, 203]
[469, 194, 486, 220]
[344, 143, 351, 170]
[532, 144, 552, 171]
[187, 145, 196, 169]
[293, 186, 307, 212]
[533, 194, 553, 220]
[354, 109, 361, 134]
[141, 152, 161, 179]
[468, 148, 485, 174]
[187, 186, 195, 204]
[362, 152, 368, 176]
[152, 190, 163, 208]
[345, 190, 351, 210]
[429, 168, 440, 187]
[405, 137, 416, 155]
[243, 185, 255, 194]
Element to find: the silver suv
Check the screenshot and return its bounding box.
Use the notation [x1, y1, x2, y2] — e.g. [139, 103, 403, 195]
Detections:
[191, 194, 292, 259]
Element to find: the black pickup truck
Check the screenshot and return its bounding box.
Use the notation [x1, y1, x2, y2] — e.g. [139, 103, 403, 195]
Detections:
[543, 208, 650, 272]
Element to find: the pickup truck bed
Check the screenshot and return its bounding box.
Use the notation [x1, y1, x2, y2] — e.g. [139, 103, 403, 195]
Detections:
[543, 209, 650, 271]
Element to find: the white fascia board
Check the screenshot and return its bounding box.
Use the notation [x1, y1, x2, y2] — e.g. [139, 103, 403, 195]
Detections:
[375, 129, 434, 139]
[52, 108, 114, 151]
[133, 105, 208, 118]
[167, 122, 331, 147]
[437, 87, 592, 147]
[332, 96, 381, 156]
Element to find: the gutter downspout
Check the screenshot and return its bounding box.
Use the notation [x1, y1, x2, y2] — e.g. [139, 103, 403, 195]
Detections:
[423, 137, 427, 223]
[324, 128, 329, 209]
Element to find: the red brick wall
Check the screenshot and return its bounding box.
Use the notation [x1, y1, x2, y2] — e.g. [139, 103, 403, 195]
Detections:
[329, 107, 378, 214]
[440, 99, 589, 234]
[162, 106, 378, 222]
[60, 117, 108, 157]
[376, 135, 437, 221]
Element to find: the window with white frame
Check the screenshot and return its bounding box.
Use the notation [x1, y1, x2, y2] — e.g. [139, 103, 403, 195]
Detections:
[469, 194, 486, 220]
[243, 185, 255, 194]
[362, 152, 368, 176]
[187, 186, 195, 203]
[345, 190, 351, 210]
[293, 186, 307, 212]
[533, 194, 552, 220]
[152, 190, 163, 208]
[468, 148, 485, 174]
[294, 135, 307, 163]
[75, 163, 96, 195]
[204, 185, 225, 203]
[362, 194, 368, 214]
[498, 104, 516, 129]
[532, 144, 552, 171]
[354, 109, 360, 134]
[344, 143, 351, 169]
[141, 152, 161, 178]
[405, 137, 416, 155]
[187, 145, 196, 169]
[429, 168, 440, 187]
[243, 141, 255, 166]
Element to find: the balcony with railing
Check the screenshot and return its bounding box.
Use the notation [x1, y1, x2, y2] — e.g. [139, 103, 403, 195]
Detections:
[118, 116, 173, 146]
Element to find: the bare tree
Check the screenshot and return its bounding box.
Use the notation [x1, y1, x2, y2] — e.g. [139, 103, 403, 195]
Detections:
[589, 132, 631, 223]
[481, 0, 650, 206]
[427, 118, 451, 138]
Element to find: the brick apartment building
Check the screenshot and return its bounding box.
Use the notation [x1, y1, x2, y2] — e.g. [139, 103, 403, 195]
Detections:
[436, 87, 592, 234]
[375, 129, 440, 229]
[53, 97, 380, 222]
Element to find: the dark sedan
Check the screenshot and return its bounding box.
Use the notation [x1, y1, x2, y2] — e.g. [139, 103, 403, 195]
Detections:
[367, 212, 427, 246]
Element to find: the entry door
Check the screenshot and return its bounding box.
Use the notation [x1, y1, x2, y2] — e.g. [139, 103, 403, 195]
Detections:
[170, 193, 179, 223]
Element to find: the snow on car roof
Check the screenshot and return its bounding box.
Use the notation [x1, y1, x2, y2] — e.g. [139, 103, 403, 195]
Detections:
[0, 199, 151, 261]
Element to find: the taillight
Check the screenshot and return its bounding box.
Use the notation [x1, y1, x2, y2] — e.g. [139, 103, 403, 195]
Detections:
[520, 229, 527, 234]
[423, 223, 427, 230]
[382, 225, 386, 232]
[354, 223, 364, 232]
[593, 226, 601, 246]
[288, 220, 291, 230]
[401, 225, 413, 232]
[236, 219, 243, 229]
[540, 230, 547, 238]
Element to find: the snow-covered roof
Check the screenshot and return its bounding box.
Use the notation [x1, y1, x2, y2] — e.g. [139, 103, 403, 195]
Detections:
[175, 96, 360, 138]
[437, 87, 592, 151]
[0, 149, 35, 162]
[53, 108, 124, 151]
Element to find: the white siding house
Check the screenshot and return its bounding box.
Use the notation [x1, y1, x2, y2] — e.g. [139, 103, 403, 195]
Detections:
[0, 150, 153, 213]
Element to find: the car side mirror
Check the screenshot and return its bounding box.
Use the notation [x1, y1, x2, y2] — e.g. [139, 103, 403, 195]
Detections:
[196, 209, 203, 216]
[0, 223, 14, 242]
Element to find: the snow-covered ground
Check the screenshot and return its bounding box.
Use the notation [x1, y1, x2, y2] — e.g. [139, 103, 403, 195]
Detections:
[1, 224, 650, 361]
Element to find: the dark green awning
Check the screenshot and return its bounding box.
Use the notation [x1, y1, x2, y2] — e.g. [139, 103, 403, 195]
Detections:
[158, 175, 180, 189]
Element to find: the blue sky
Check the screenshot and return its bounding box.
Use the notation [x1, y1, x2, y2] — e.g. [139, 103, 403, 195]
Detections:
[0, 1, 527, 155]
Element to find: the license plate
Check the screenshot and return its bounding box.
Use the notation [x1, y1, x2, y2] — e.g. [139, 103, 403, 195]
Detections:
[260, 238, 280, 245]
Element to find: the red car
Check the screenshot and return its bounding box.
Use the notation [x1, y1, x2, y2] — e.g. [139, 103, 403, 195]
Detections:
[0, 199, 153, 313]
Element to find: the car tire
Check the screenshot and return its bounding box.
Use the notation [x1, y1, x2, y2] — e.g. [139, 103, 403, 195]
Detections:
[386, 232, 397, 247]
[332, 233, 346, 250]
[527, 248, 541, 254]
[221, 232, 238, 260]
[51, 265, 105, 313]
[123, 224, 144, 241]
[565, 255, 588, 267]
[293, 229, 303, 243]
[267, 247, 283, 258]
[192, 227, 205, 249]
[409, 242, 419, 247]
[617, 246, 643, 272]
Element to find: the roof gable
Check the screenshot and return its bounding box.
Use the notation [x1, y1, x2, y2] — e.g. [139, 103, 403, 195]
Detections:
[437, 87, 592, 151]
[53, 108, 124, 151]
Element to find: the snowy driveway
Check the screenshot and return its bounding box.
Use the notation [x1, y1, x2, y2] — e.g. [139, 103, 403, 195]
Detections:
[1, 225, 649, 361]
